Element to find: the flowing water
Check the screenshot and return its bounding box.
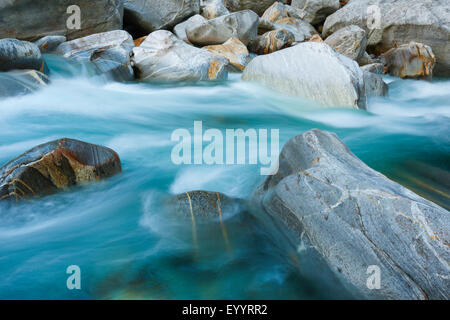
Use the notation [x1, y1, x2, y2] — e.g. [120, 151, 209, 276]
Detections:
[0, 55, 449, 299]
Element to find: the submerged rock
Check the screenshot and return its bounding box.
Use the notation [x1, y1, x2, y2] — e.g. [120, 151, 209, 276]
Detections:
[0, 138, 122, 201]
[167, 191, 242, 219]
[201, 0, 230, 19]
[186, 10, 259, 46]
[174, 15, 208, 44]
[0, 39, 48, 74]
[324, 25, 367, 62]
[0, 70, 49, 98]
[291, 0, 340, 25]
[132, 30, 228, 82]
[35, 36, 67, 54]
[242, 42, 366, 109]
[124, 0, 200, 34]
[0, 0, 123, 41]
[249, 29, 295, 55]
[204, 38, 251, 72]
[56, 30, 135, 81]
[381, 42, 436, 80]
[322, 0, 450, 76]
[253, 129, 450, 299]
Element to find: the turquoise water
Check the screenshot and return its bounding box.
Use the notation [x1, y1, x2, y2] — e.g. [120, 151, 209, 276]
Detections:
[0, 55, 448, 299]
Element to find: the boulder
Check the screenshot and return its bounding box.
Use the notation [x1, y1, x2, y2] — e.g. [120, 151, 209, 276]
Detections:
[361, 62, 384, 74]
[186, 10, 259, 46]
[0, 0, 123, 41]
[56, 30, 135, 81]
[204, 38, 251, 72]
[167, 190, 242, 219]
[0, 70, 49, 98]
[260, 2, 317, 42]
[174, 15, 208, 43]
[242, 42, 366, 109]
[0, 138, 121, 201]
[248, 29, 295, 55]
[291, 0, 340, 25]
[0, 39, 48, 74]
[253, 129, 450, 299]
[322, 0, 450, 76]
[324, 25, 367, 62]
[132, 30, 229, 82]
[225, 0, 288, 16]
[200, 0, 230, 19]
[381, 42, 436, 79]
[363, 70, 388, 97]
[124, 0, 200, 34]
[34, 36, 67, 54]
[358, 51, 373, 66]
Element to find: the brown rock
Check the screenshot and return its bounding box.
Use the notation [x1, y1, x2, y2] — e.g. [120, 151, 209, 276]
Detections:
[0, 139, 122, 201]
[249, 29, 295, 55]
[133, 36, 147, 47]
[204, 38, 251, 72]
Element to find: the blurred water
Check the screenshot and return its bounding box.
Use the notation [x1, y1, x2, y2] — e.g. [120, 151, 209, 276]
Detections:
[0, 55, 448, 299]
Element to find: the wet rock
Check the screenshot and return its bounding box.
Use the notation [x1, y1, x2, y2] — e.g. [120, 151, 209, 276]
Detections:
[167, 191, 241, 219]
[361, 63, 384, 75]
[132, 30, 228, 82]
[381, 42, 436, 80]
[0, 70, 49, 98]
[0, 39, 48, 74]
[322, 0, 450, 76]
[260, 2, 317, 42]
[201, 0, 230, 19]
[0, 0, 123, 41]
[363, 70, 388, 97]
[186, 10, 259, 46]
[324, 25, 367, 62]
[203, 38, 251, 72]
[34, 36, 67, 54]
[56, 30, 135, 81]
[248, 29, 295, 55]
[124, 0, 200, 34]
[0, 138, 122, 201]
[253, 129, 450, 299]
[291, 0, 340, 25]
[242, 42, 366, 109]
[225, 0, 288, 16]
[174, 15, 207, 44]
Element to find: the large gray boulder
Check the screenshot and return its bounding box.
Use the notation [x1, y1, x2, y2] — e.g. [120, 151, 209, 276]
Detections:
[253, 129, 450, 299]
[132, 30, 229, 82]
[0, 70, 49, 98]
[0, 138, 122, 201]
[124, 0, 200, 34]
[225, 0, 288, 16]
[0, 0, 123, 41]
[322, 0, 450, 76]
[242, 42, 366, 109]
[0, 39, 48, 74]
[174, 14, 207, 43]
[291, 0, 340, 25]
[56, 30, 135, 81]
[186, 10, 259, 46]
[324, 25, 367, 62]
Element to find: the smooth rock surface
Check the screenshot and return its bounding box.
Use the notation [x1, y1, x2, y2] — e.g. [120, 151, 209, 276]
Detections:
[324, 25, 367, 62]
[0, 39, 48, 74]
[124, 0, 200, 33]
[35, 36, 67, 54]
[0, 138, 122, 201]
[0, 0, 123, 41]
[174, 15, 208, 43]
[363, 70, 388, 97]
[249, 29, 295, 55]
[242, 42, 366, 109]
[186, 10, 259, 46]
[361, 62, 384, 74]
[381, 42, 436, 79]
[322, 0, 450, 76]
[204, 38, 251, 72]
[253, 129, 450, 299]
[0, 69, 49, 98]
[201, 0, 230, 19]
[56, 30, 135, 81]
[291, 0, 340, 25]
[132, 30, 229, 82]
